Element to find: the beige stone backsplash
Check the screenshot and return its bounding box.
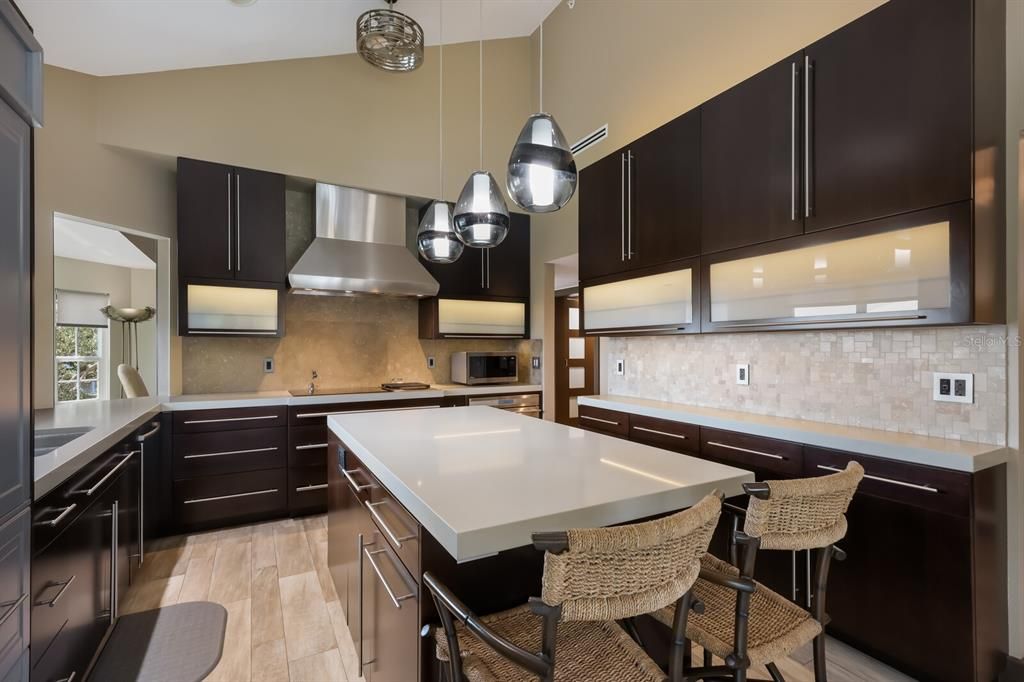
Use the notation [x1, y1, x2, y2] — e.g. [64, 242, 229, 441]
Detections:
[602, 326, 1008, 445]
[182, 294, 540, 394]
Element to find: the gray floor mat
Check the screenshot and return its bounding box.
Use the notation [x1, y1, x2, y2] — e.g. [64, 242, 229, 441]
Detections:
[89, 601, 227, 682]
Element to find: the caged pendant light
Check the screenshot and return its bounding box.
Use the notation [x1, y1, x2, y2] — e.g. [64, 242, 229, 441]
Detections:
[507, 20, 577, 212]
[417, 1, 463, 264]
[452, 0, 510, 249]
[356, 0, 424, 72]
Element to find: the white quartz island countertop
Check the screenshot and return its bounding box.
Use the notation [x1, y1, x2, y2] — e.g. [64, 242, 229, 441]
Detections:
[328, 406, 755, 561]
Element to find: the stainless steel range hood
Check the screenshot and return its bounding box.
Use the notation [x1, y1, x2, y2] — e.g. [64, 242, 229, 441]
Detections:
[288, 183, 440, 297]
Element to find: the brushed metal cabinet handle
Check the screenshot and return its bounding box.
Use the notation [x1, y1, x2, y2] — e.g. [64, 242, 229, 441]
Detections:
[36, 576, 76, 607]
[706, 440, 785, 461]
[365, 500, 416, 548]
[226, 171, 232, 272]
[341, 467, 373, 493]
[0, 594, 27, 626]
[632, 425, 687, 440]
[182, 446, 278, 460]
[76, 451, 137, 496]
[357, 533, 365, 668]
[363, 547, 415, 609]
[580, 414, 619, 426]
[620, 152, 626, 261]
[584, 325, 686, 335]
[627, 151, 633, 259]
[235, 172, 241, 272]
[295, 443, 328, 450]
[55, 672, 77, 682]
[481, 249, 486, 288]
[296, 483, 328, 493]
[803, 55, 813, 218]
[136, 421, 161, 441]
[184, 488, 278, 505]
[714, 314, 926, 330]
[791, 60, 798, 221]
[38, 503, 77, 527]
[816, 465, 938, 493]
[182, 414, 279, 424]
[110, 499, 118, 624]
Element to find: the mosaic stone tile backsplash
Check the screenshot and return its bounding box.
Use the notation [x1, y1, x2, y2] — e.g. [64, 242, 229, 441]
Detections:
[602, 326, 1008, 445]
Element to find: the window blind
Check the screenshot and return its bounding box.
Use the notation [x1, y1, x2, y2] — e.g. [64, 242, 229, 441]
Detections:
[55, 289, 110, 328]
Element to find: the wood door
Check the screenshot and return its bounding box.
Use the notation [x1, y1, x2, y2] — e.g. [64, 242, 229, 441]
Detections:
[554, 295, 597, 426]
[235, 166, 286, 283]
[177, 157, 235, 280]
[578, 149, 628, 281]
[420, 249, 483, 299]
[702, 53, 804, 253]
[484, 213, 530, 299]
[804, 0, 972, 233]
[0, 102, 30, 522]
[627, 109, 701, 270]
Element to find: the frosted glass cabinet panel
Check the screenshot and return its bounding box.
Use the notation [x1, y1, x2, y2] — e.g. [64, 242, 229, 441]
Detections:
[583, 268, 694, 334]
[186, 284, 279, 334]
[438, 299, 526, 336]
[707, 219, 959, 328]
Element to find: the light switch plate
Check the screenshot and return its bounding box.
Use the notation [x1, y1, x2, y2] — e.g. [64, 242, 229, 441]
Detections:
[615, 359, 625, 376]
[263, 357, 274, 373]
[933, 372, 973, 404]
[427, 356, 436, 369]
[736, 363, 750, 385]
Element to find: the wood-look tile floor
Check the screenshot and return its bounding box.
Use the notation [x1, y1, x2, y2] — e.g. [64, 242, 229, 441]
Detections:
[123, 516, 914, 682]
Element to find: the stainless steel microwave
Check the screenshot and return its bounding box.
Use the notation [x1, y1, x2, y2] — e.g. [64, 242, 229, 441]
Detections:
[450, 351, 519, 385]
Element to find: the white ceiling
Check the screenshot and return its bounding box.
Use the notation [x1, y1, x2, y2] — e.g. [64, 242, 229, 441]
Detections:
[54, 216, 157, 270]
[20, 0, 561, 76]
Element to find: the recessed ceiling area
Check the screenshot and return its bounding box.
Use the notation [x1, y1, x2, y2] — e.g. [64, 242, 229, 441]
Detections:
[19, 0, 561, 76]
[54, 215, 156, 270]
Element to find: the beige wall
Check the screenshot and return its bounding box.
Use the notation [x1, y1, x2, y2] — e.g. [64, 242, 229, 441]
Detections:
[34, 39, 532, 407]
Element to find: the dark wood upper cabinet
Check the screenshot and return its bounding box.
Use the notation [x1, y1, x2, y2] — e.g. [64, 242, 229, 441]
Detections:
[627, 108, 701, 270]
[177, 157, 286, 284]
[803, 0, 972, 233]
[578, 149, 628, 282]
[701, 53, 804, 254]
[419, 213, 530, 300]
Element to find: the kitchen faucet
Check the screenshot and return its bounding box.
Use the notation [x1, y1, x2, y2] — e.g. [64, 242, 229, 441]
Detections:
[307, 370, 318, 395]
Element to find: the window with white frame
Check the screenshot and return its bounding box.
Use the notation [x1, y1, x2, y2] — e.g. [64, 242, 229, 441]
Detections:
[55, 325, 102, 401]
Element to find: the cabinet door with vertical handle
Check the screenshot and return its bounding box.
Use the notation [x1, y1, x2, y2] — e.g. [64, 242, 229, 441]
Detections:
[234, 167, 286, 284]
[578, 149, 629, 282]
[177, 157, 235, 280]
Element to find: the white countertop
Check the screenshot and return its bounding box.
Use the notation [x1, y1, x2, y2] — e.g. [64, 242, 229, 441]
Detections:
[34, 397, 162, 498]
[579, 395, 1008, 473]
[328, 406, 754, 561]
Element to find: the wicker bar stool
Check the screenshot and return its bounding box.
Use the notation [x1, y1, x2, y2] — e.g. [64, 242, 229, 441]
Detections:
[423, 491, 724, 682]
[653, 462, 864, 682]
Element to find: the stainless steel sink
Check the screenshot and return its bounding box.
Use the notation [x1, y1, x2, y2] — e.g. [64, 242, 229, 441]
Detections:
[34, 426, 93, 457]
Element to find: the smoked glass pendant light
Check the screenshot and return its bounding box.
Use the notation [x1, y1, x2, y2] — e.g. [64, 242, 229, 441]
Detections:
[417, 1, 463, 264]
[506, 21, 577, 213]
[453, 0, 510, 248]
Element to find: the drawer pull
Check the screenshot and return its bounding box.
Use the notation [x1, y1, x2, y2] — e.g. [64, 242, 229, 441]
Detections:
[584, 325, 686, 335]
[632, 426, 688, 440]
[295, 442, 328, 451]
[37, 503, 77, 527]
[56, 673, 77, 682]
[137, 421, 161, 440]
[706, 441, 784, 461]
[296, 483, 328, 493]
[35, 576, 76, 607]
[182, 414, 280, 425]
[297, 411, 340, 419]
[184, 488, 278, 505]
[341, 467, 373, 493]
[0, 593, 26, 626]
[580, 415, 619, 426]
[363, 548, 415, 609]
[366, 500, 416, 548]
[75, 451, 137, 496]
[183, 446, 278, 460]
[816, 465, 938, 493]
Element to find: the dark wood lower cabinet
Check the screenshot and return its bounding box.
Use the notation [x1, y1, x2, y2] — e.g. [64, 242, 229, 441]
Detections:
[361, 530, 419, 682]
[0, 510, 29, 680]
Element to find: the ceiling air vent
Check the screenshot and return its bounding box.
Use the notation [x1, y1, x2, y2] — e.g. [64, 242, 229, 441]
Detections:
[571, 124, 608, 156]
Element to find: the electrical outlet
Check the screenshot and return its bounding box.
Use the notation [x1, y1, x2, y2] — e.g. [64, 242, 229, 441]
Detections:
[933, 372, 973, 404]
[427, 356, 436, 369]
[263, 357, 274, 373]
[736, 363, 750, 385]
[532, 356, 541, 370]
[615, 359, 625, 376]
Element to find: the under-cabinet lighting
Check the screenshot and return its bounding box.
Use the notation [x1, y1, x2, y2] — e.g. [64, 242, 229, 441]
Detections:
[793, 304, 857, 318]
[866, 300, 919, 313]
[599, 458, 682, 486]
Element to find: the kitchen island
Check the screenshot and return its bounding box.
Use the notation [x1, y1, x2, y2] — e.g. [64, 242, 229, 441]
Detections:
[326, 406, 753, 682]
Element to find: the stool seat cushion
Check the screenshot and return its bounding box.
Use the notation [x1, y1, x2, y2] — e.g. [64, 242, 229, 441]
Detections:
[654, 554, 822, 666]
[435, 604, 665, 682]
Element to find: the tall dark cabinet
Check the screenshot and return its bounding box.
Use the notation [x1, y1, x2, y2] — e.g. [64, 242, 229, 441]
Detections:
[0, 2, 40, 681]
